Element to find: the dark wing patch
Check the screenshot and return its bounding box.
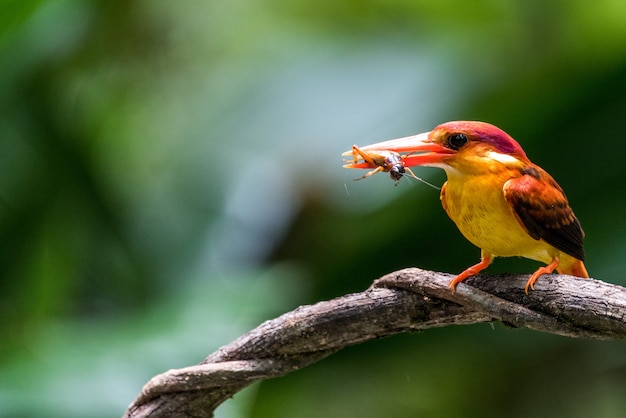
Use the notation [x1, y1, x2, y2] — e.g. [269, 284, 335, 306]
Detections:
[504, 166, 585, 261]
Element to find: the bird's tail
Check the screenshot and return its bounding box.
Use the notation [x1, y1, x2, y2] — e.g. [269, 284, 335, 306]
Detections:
[558, 258, 589, 278]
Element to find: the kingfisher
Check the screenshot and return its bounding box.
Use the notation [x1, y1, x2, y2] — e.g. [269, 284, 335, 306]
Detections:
[343, 121, 588, 293]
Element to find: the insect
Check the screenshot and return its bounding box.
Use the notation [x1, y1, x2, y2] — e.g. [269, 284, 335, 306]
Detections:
[345, 145, 420, 183]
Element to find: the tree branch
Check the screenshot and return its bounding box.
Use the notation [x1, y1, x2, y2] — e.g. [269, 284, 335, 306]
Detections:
[124, 268, 626, 418]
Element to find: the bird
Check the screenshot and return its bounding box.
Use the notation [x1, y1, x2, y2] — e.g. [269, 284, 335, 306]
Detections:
[343, 121, 588, 293]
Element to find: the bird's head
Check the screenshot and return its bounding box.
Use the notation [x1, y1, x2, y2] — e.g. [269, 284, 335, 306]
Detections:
[344, 121, 529, 175]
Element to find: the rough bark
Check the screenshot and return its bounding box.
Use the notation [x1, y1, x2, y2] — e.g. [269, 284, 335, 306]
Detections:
[124, 268, 626, 418]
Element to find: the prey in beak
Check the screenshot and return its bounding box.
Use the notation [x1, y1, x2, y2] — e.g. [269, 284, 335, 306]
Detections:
[342, 131, 456, 182]
[344, 145, 419, 183]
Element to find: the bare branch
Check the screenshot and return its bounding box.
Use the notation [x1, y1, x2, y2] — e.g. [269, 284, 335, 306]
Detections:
[124, 268, 626, 418]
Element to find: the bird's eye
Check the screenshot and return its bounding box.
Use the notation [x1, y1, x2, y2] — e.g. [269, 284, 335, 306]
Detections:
[447, 133, 468, 150]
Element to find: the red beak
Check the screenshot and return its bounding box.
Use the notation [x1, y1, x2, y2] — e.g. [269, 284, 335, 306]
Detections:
[342, 131, 455, 169]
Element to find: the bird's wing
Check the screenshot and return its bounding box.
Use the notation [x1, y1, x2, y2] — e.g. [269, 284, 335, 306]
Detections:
[503, 166, 585, 261]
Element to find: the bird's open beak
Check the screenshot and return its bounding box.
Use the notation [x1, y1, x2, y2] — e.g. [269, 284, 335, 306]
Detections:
[342, 131, 455, 169]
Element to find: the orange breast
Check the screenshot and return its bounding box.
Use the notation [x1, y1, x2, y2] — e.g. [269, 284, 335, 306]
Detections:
[440, 172, 556, 264]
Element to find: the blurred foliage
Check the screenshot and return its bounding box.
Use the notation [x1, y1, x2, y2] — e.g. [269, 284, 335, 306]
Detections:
[1, 0, 626, 417]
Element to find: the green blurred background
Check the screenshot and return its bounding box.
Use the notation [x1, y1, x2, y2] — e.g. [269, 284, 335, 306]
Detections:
[1, 1, 626, 417]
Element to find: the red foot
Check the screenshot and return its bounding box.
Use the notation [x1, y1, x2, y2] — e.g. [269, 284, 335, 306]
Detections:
[525, 257, 560, 294]
[448, 255, 492, 293]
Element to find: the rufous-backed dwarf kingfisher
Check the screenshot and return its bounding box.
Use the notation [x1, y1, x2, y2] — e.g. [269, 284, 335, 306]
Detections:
[343, 121, 588, 294]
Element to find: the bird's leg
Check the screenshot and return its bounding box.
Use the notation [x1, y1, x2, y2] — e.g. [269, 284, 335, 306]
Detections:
[448, 253, 493, 293]
[525, 257, 560, 294]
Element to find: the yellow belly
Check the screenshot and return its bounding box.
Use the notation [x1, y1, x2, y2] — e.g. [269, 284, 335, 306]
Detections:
[441, 174, 556, 264]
